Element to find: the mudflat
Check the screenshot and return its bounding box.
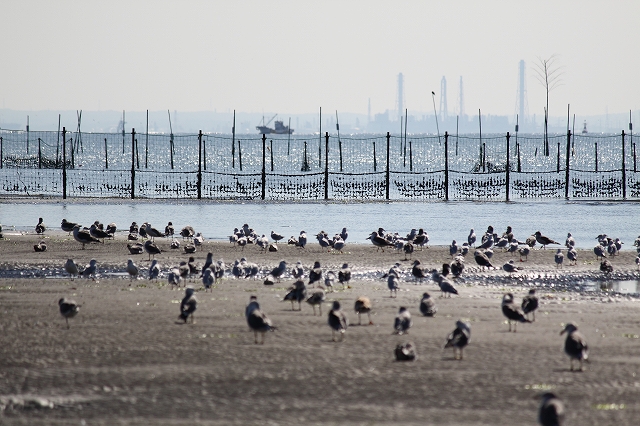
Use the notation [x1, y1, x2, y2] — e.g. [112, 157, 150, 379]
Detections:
[0, 232, 639, 425]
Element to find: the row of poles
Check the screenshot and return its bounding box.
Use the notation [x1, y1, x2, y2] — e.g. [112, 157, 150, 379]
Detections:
[7, 128, 633, 201]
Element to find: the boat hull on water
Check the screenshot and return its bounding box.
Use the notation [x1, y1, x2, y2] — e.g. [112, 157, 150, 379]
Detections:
[256, 120, 293, 134]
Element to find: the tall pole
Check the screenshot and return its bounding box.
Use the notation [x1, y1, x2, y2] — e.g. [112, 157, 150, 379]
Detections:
[385, 132, 390, 200]
[261, 134, 266, 200]
[122, 110, 125, 154]
[444, 132, 449, 201]
[431, 92, 441, 145]
[62, 127, 67, 199]
[622, 130, 627, 200]
[564, 130, 571, 199]
[232, 109, 236, 167]
[319, 107, 322, 168]
[506, 132, 510, 202]
[324, 132, 329, 200]
[145, 109, 149, 168]
[131, 128, 136, 199]
[198, 130, 202, 200]
[26, 115, 29, 155]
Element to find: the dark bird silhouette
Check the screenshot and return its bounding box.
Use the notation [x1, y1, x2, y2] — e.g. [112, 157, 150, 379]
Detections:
[246, 296, 276, 344]
[35, 217, 46, 234]
[419, 292, 437, 316]
[444, 320, 470, 360]
[502, 293, 530, 332]
[58, 298, 79, 328]
[178, 288, 197, 324]
[474, 250, 494, 269]
[411, 259, 428, 283]
[72, 225, 102, 249]
[308, 261, 323, 286]
[522, 289, 539, 321]
[561, 323, 589, 371]
[535, 231, 559, 249]
[61, 219, 78, 234]
[393, 307, 412, 335]
[538, 392, 565, 426]
[338, 263, 351, 287]
[600, 259, 613, 273]
[450, 256, 465, 277]
[328, 301, 348, 342]
[283, 279, 307, 311]
[144, 240, 161, 260]
[367, 231, 394, 252]
[127, 242, 144, 254]
[33, 241, 47, 252]
[354, 296, 373, 325]
[395, 342, 417, 361]
[180, 225, 195, 240]
[306, 287, 326, 316]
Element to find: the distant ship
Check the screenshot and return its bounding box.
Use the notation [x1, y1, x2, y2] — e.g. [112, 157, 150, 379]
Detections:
[256, 115, 294, 134]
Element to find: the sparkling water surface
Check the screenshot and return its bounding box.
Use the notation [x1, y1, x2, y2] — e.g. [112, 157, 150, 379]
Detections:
[2, 199, 639, 250]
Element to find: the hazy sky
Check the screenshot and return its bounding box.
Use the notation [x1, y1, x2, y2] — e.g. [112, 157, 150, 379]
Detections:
[2, 0, 639, 119]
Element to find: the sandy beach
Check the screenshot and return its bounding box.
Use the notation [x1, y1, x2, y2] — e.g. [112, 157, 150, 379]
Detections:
[1, 231, 639, 425]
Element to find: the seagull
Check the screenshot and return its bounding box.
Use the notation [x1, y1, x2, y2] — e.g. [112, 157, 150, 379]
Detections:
[168, 268, 181, 287]
[403, 241, 414, 260]
[324, 271, 336, 292]
[565, 232, 576, 248]
[393, 307, 412, 335]
[283, 279, 307, 311]
[395, 342, 417, 361]
[593, 244, 606, 260]
[308, 261, 323, 286]
[600, 259, 613, 273]
[188, 256, 198, 278]
[449, 240, 459, 258]
[165, 222, 174, 237]
[450, 256, 465, 277]
[332, 237, 346, 253]
[328, 301, 348, 342]
[521, 289, 539, 322]
[525, 235, 537, 248]
[58, 298, 79, 328]
[306, 287, 326, 316]
[178, 287, 197, 324]
[82, 259, 98, 279]
[444, 320, 470, 360]
[636, 254, 640, 271]
[89, 223, 110, 241]
[354, 296, 373, 325]
[298, 231, 307, 248]
[144, 240, 161, 260]
[180, 225, 195, 240]
[474, 250, 494, 269]
[431, 269, 458, 298]
[193, 233, 204, 246]
[61, 219, 78, 234]
[202, 268, 214, 291]
[72, 225, 102, 249]
[507, 241, 519, 256]
[387, 274, 399, 298]
[413, 229, 429, 249]
[129, 221, 139, 234]
[201, 252, 214, 277]
[144, 223, 165, 241]
[419, 292, 437, 317]
[126, 259, 139, 281]
[149, 259, 160, 281]
[245, 296, 276, 344]
[291, 261, 304, 279]
[64, 259, 79, 279]
[270, 230, 284, 242]
[340, 227, 348, 241]
[467, 229, 476, 247]
[538, 392, 565, 426]
[33, 241, 47, 252]
[315, 233, 331, 251]
[127, 242, 144, 254]
[503, 260, 520, 274]
[367, 231, 394, 252]
[561, 323, 589, 371]
[35, 217, 46, 234]
[338, 263, 351, 287]
[243, 260, 259, 280]
[213, 259, 225, 281]
[535, 231, 559, 249]
[501, 293, 530, 332]
[518, 246, 530, 262]
[269, 260, 287, 283]
[411, 260, 429, 283]
[554, 249, 564, 268]
[567, 248, 577, 266]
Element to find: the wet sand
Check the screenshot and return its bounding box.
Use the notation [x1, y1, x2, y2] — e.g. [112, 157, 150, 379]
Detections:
[1, 232, 639, 425]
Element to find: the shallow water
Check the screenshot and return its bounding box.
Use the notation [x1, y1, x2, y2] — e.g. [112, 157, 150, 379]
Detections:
[2, 199, 640, 250]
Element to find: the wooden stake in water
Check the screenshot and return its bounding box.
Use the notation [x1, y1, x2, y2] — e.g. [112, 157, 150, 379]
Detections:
[104, 138, 108, 169]
[145, 109, 149, 169]
[122, 110, 125, 154]
[38, 138, 42, 169]
[238, 140, 243, 171]
[168, 110, 174, 169]
[56, 114, 60, 165]
[232, 110, 236, 168]
[373, 141, 377, 172]
[270, 139, 274, 172]
[26, 115, 29, 155]
[336, 111, 343, 172]
[287, 117, 291, 156]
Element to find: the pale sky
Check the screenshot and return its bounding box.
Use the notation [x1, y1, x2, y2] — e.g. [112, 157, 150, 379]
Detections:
[2, 0, 639, 119]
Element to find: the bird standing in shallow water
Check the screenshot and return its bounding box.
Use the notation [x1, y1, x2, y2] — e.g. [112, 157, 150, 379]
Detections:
[58, 298, 79, 328]
[328, 301, 348, 342]
[561, 323, 589, 371]
[444, 320, 470, 360]
[538, 392, 565, 426]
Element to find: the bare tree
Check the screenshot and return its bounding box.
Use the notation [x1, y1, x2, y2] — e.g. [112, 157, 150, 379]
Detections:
[534, 55, 563, 155]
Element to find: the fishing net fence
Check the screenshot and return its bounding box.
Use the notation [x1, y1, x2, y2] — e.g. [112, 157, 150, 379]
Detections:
[0, 129, 637, 200]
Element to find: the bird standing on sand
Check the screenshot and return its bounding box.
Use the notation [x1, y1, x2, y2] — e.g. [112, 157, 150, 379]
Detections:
[387, 274, 399, 298]
[567, 248, 577, 266]
[565, 233, 575, 249]
[58, 298, 79, 328]
[561, 323, 589, 371]
[354, 296, 373, 325]
[246, 296, 276, 344]
[593, 244, 606, 260]
[291, 261, 304, 279]
[419, 292, 437, 316]
[393, 307, 412, 335]
[308, 261, 323, 286]
[178, 287, 197, 324]
[338, 263, 351, 287]
[89, 223, 110, 242]
[474, 250, 494, 269]
[72, 225, 102, 249]
[306, 287, 326, 315]
[468, 229, 476, 247]
[35, 217, 46, 234]
[61, 219, 78, 234]
[367, 231, 394, 252]
[168, 268, 181, 287]
[149, 259, 160, 281]
[411, 260, 428, 283]
[502, 293, 530, 332]
[535, 231, 559, 249]
[538, 392, 565, 426]
[126, 259, 139, 281]
[521, 289, 539, 322]
[270, 230, 284, 242]
[144, 223, 165, 241]
[269, 260, 287, 283]
[328, 301, 348, 342]
[82, 259, 98, 279]
[431, 269, 458, 298]
[554, 249, 564, 268]
[444, 320, 470, 360]
[144, 240, 161, 260]
[283, 279, 307, 311]
[64, 259, 79, 279]
[395, 342, 417, 361]
[519, 246, 531, 262]
[165, 222, 174, 237]
[180, 225, 195, 239]
[202, 269, 214, 291]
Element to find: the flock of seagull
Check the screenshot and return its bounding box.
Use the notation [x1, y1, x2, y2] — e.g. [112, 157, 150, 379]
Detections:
[29, 218, 628, 425]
